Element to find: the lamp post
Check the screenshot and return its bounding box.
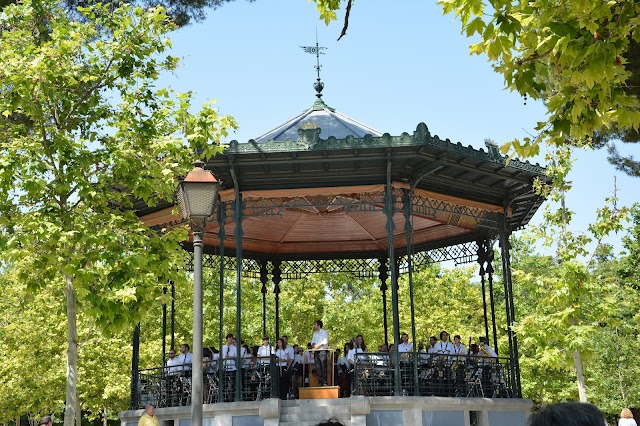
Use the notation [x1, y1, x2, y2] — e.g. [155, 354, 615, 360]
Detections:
[177, 160, 220, 426]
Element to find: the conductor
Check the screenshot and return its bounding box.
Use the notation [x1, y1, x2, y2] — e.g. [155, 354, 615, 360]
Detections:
[311, 319, 329, 386]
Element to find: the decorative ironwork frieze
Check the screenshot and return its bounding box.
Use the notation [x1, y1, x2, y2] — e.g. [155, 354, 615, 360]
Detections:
[186, 241, 479, 277]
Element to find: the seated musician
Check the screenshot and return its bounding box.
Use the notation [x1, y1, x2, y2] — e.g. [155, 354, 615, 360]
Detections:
[373, 344, 389, 366]
[478, 337, 498, 363]
[451, 335, 467, 360]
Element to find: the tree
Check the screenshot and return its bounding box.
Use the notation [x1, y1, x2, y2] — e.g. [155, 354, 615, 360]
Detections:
[310, 1, 640, 174]
[0, 1, 236, 424]
[0, 0, 254, 27]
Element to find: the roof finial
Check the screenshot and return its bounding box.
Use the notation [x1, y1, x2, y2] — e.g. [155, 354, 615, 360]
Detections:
[300, 30, 327, 100]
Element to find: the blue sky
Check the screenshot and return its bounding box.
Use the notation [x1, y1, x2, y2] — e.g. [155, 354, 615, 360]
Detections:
[163, 0, 639, 255]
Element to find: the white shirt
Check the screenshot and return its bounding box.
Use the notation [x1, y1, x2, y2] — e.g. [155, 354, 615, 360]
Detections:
[619, 419, 638, 426]
[430, 341, 454, 355]
[312, 328, 329, 349]
[257, 344, 274, 363]
[275, 348, 289, 367]
[177, 352, 193, 371]
[338, 355, 349, 368]
[285, 345, 295, 362]
[166, 357, 181, 375]
[398, 342, 413, 353]
[347, 347, 365, 365]
[222, 344, 238, 371]
[303, 350, 313, 364]
[482, 343, 498, 358]
[452, 343, 467, 358]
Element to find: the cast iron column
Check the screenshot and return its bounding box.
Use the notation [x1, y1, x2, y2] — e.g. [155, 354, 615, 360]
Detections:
[260, 260, 268, 337]
[378, 259, 389, 348]
[273, 261, 282, 340]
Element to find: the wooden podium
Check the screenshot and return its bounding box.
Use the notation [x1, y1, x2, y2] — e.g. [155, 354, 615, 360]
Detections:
[299, 349, 340, 399]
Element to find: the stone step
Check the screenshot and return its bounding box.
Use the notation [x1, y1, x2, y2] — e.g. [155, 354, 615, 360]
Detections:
[279, 398, 351, 426]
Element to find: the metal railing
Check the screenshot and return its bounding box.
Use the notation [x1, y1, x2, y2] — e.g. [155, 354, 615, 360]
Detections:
[133, 356, 281, 408]
[353, 352, 514, 398]
[133, 352, 515, 408]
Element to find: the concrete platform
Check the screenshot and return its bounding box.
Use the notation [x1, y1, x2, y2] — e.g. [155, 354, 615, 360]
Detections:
[119, 396, 533, 426]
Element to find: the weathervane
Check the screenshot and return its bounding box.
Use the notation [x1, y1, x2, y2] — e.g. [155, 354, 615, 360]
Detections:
[300, 31, 327, 99]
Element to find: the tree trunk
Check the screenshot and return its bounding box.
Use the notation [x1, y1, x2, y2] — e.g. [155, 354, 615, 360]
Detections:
[103, 407, 108, 426]
[574, 350, 588, 402]
[64, 274, 78, 426]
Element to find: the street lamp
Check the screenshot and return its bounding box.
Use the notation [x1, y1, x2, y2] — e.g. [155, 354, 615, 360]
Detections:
[177, 159, 220, 426]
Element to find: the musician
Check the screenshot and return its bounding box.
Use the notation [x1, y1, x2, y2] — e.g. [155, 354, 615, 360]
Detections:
[428, 336, 438, 352]
[275, 338, 291, 399]
[478, 337, 497, 359]
[257, 336, 274, 365]
[177, 343, 193, 373]
[477, 337, 498, 396]
[348, 335, 367, 366]
[303, 342, 314, 386]
[221, 334, 238, 401]
[222, 334, 238, 371]
[165, 349, 181, 375]
[311, 319, 329, 387]
[292, 345, 304, 397]
[429, 331, 454, 356]
[282, 335, 295, 364]
[429, 331, 454, 396]
[397, 333, 413, 353]
[450, 335, 467, 396]
[451, 335, 467, 359]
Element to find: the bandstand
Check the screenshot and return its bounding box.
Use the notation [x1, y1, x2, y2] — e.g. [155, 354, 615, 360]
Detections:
[119, 86, 548, 426]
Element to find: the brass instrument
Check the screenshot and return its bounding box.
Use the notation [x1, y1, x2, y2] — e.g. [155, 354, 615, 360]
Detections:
[478, 341, 496, 363]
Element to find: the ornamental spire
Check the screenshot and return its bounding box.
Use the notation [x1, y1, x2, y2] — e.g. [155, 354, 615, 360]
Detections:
[300, 30, 327, 100]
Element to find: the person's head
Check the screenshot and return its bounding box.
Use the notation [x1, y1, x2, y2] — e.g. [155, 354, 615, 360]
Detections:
[293, 344, 300, 354]
[479, 336, 488, 345]
[307, 342, 312, 349]
[356, 334, 365, 348]
[314, 320, 323, 331]
[282, 335, 289, 344]
[181, 344, 189, 354]
[277, 338, 284, 349]
[454, 335, 461, 344]
[389, 344, 395, 352]
[168, 349, 176, 359]
[401, 333, 408, 343]
[40, 416, 52, 426]
[380, 344, 388, 353]
[429, 336, 437, 346]
[262, 336, 270, 346]
[226, 333, 234, 345]
[469, 343, 479, 354]
[344, 343, 351, 353]
[418, 341, 424, 350]
[440, 330, 448, 342]
[315, 419, 345, 426]
[621, 408, 634, 419]
[528, 402, 606, 426]
[144, 404, 155, 416]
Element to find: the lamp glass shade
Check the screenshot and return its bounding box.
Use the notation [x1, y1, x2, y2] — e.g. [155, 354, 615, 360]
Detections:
[177, 181, 219, 220]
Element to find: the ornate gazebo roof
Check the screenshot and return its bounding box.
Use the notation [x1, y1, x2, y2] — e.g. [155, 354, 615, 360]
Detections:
[138, 97, 548, 261]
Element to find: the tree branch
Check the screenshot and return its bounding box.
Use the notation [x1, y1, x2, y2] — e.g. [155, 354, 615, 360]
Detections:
[337, 0, 352, 41]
